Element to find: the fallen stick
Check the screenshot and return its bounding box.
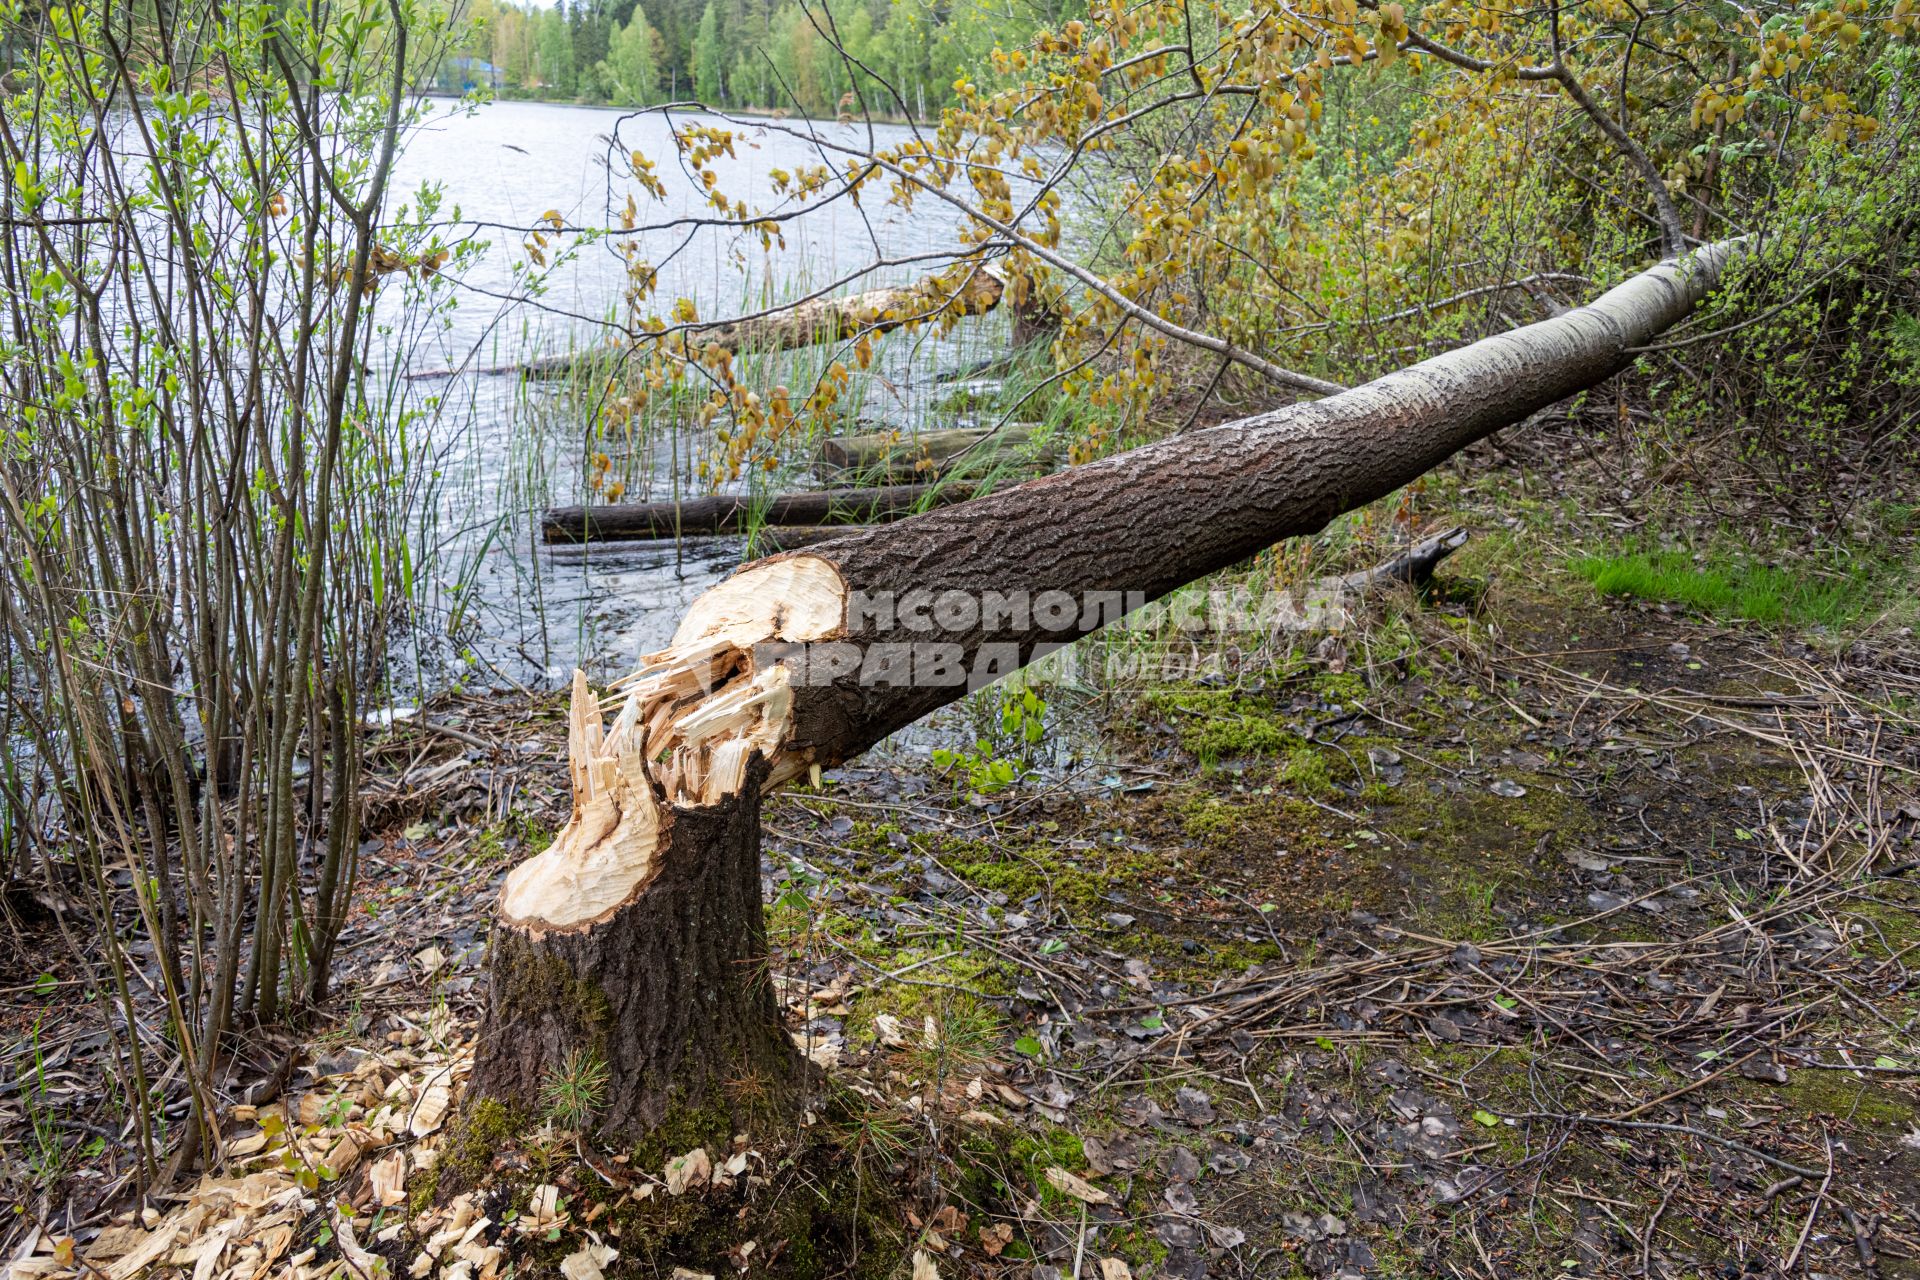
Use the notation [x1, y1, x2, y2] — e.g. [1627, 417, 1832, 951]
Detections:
[541, 483, 972, 543]
[1320, 526, 1470, 596]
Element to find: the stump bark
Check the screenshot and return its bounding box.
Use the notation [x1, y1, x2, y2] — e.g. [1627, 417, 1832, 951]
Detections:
[471, 752, 802, 1135]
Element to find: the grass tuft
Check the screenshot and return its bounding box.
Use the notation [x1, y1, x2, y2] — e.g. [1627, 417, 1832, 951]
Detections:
[1569, 546, 1904, 630]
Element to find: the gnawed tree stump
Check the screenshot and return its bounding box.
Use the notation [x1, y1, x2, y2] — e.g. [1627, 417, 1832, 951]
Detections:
[472, 241, 1742, 1138]
[472, 562, 846, 1134]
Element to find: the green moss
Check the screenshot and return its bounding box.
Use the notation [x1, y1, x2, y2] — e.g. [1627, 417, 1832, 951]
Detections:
[1759, 1068, 1919, 1128]
[1278, 745, 1336, 797]
[418, 1097, 523, 1206]
[1178, 795, 1244, 843]
[947, 839, 1109, 915]
[1103, 1223, 1171, 1272]
[1381, 779, 1591, 940]
[1305, 668, 1370, 706]
[1148, 934, 1285, 980]
[1359, 780, 1401, 805]
[1008, 1126, 1088, 1210]
[490, 947, 612, 1050]
[1142, 688, 1301, 763]
[624, 1096, 743, 1175]
[1842, 890, 1920, 961]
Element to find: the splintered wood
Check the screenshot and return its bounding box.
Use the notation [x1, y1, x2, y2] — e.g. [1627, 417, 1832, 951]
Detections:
[497, 556, 846, 933]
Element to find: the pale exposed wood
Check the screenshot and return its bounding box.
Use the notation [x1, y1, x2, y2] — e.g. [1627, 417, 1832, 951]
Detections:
[499, 671, 663, 933]
[497, 559, 852, 932]
[666, 554, 846, 649]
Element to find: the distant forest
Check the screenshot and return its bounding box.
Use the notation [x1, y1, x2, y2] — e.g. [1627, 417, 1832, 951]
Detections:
[437, 0, 1080, 118]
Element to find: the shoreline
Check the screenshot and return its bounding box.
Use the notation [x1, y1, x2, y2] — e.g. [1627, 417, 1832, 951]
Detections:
[415, 87, 921, 127]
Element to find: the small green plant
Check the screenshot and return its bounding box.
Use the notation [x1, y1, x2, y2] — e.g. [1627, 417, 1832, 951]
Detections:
[933, 688, 1049, 793]
[539, 1047, 610, 1130]
[25, 1017, 67, 1187]
[908, 999, 1005, 1076]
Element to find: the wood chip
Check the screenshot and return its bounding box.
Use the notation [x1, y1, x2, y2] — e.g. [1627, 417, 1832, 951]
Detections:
[189, 1223, 237, 1280]
[1044, 1167, 1111, 1205]
[558, 1235, 617, 1280]
[527, 1185, 562, 1227]
[104, 1221, 182, 1280]
[370, 1149, 408, 1207]
[664, 1148, 711, 1196]
[323, 1130, 365, 1177]
[408, 1076, 451, 1137]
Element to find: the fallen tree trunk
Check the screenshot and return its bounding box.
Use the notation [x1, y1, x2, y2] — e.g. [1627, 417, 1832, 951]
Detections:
[412, 270, 1005, 380]
[694, 268, 1004, 352]
[472, 241, 1741, 1139]
[816, 424, 1044, 481]
[543, 483, 972, 542]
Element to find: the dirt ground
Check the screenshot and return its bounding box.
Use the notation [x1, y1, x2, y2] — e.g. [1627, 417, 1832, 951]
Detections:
[6, 458, 1919, 1280]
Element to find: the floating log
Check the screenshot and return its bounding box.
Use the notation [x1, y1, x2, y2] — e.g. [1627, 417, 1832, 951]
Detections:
[410, 269, 1005, 381]
[541, 483, 972, 543]
[816, 424, 1041, 480]
[694, 268, 1003, 352]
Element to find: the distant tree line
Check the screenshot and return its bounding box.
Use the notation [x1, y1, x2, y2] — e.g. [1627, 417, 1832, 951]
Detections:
[441, 0, 1083, 119]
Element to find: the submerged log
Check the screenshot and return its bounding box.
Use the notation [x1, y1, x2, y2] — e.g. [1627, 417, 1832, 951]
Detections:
[542, 483, 972, 543]
[472, 241, 1742, 1138]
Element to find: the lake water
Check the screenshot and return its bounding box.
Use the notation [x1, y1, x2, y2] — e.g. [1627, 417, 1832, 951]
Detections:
[383, 99, 1025, 696]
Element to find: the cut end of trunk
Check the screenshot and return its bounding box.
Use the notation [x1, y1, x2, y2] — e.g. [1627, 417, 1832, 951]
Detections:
[498, 555, 848, 933]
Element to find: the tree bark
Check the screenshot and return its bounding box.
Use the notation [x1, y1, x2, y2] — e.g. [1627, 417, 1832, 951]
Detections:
[473, 240, 1740, 1137]
[692, 268, 1003, 352]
